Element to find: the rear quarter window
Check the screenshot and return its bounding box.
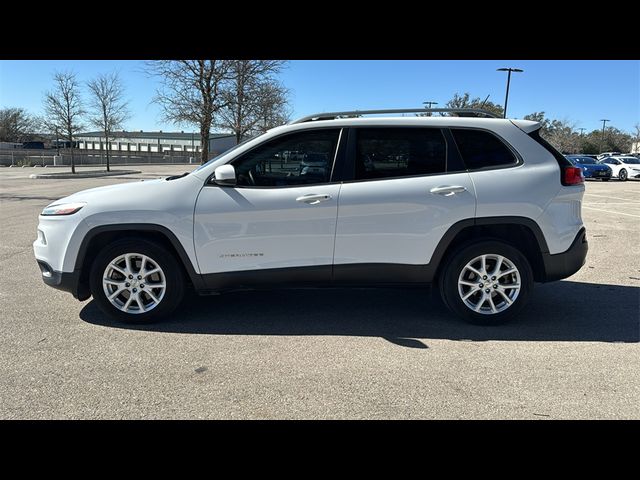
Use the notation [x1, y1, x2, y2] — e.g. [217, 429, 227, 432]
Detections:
[451, 128, 518, 170]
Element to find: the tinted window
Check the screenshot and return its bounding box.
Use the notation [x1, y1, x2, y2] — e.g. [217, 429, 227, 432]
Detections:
[452, 129, 517, 169]
[355, 128, 446, 180]
[621, 157, 640, 164]
[232, 129, 340, 186]
[584, 158, 596, 164]
[571, 156, 597, 165]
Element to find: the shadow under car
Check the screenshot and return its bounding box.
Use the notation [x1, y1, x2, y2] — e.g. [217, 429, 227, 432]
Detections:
[79, 280, 640, 345]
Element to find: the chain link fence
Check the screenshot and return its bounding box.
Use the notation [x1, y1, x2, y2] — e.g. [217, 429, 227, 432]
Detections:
[0, 149, 202, 167]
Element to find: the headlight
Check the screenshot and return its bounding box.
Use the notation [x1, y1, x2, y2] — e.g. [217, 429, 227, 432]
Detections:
[41, 202, 86, 216]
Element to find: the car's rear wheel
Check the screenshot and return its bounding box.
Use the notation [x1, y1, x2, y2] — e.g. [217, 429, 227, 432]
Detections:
[439, 240, 533, 325]
[89, 238, 184, 323]
[619, 169, 628, 181]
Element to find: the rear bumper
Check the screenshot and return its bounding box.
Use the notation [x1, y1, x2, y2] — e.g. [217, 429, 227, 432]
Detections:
[37, 260, 90, 300]
[541, 227, 588, 282]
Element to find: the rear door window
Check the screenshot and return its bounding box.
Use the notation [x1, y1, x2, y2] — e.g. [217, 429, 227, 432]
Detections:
[354, 128, 447, 180]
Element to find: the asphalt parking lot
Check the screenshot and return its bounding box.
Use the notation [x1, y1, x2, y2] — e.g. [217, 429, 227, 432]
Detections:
[0, 165, 638, 419]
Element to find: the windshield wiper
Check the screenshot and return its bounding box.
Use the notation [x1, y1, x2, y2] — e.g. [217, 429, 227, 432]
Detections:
[166, 172, 190, 181]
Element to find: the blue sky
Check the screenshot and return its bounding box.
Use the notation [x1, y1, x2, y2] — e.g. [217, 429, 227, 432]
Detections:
[0, 60, 638, 133]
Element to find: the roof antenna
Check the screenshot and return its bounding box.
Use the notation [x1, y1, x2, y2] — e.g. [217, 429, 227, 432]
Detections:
[480, 94, 490, 110]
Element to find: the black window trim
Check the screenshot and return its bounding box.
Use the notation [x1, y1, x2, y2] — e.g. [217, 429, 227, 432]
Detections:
[448, 126, 523, 172]
[341, 125, 460, 184]
[204, 126, 347, 189]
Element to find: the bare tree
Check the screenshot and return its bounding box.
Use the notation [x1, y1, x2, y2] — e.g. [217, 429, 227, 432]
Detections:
[217, 60, 287, 143]
[545, 118, 579, 153]
[87, 72, 130, 171]
[524, 112, 580, 153]
[250, 82, 291, 136]
[0, 108, 42, 142]
[43, 71, 85, 173]
[147, 60, 231, 163]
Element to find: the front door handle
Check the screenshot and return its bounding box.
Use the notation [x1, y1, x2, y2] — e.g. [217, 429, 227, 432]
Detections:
[430, 185, 467, 196]
[296, 194, 332, 205]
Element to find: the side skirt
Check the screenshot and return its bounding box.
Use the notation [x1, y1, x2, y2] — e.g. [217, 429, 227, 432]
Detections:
[199, 263, 434, 293]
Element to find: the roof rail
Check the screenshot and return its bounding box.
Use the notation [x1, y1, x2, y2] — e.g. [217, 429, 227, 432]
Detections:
[290, 108, 500, 124]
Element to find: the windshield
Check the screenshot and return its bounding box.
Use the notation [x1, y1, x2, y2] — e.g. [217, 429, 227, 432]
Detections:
[192, 134, 263, 173]
[621, 157, 640, 164]
[570, 157, 597, 165]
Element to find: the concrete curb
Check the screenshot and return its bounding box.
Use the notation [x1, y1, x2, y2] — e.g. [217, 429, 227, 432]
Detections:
[29, 169, 142, 179]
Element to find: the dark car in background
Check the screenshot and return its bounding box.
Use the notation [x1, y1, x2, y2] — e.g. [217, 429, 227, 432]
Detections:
[566, 155, 612, 181]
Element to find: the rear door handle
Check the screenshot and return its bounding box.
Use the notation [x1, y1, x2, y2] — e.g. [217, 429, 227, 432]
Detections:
[430, 185, 467, 196]
[296, 194, 332, 205]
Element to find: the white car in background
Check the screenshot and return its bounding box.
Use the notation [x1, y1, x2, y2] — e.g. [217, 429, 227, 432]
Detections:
[596, 152, 621, 161]
[599, 156, 640, 181]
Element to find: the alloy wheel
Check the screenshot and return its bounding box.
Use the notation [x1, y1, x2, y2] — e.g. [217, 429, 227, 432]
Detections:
[457, 254, 521, 315]
[102, 252, 166, 314]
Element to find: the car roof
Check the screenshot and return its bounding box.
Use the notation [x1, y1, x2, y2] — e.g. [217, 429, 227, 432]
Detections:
[271, 116, 540, 132]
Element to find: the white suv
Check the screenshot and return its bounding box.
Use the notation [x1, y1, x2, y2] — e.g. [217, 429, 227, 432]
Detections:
[33, 108, 588, 325]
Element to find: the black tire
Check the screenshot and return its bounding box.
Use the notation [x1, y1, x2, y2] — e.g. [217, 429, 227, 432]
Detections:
[438, 240, 533, 325]
[619, 169, 628, 181]
[89, 238, 185, 323]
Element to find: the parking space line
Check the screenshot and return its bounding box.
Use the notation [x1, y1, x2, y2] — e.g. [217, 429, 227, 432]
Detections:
[584, 193, 640, 202]
[584, 202, 640, 205]
[582, 206, 640, 218]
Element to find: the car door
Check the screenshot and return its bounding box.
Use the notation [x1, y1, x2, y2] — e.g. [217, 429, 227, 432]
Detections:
[194, 128, 344, 288]
[602, 158, 620, 176]
[333, 127, 476, 282]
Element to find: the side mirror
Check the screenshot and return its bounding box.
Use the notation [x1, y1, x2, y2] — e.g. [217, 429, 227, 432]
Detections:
[213, 164, 237, 186]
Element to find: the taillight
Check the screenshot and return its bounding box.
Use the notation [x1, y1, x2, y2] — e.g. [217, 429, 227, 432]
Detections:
[563, 166, 584, 186]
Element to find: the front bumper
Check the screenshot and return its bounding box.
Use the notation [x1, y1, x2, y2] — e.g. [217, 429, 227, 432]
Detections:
[584, 170, 611, 179]
[37, 260, 90, 300]
[541, 227, 588, 282]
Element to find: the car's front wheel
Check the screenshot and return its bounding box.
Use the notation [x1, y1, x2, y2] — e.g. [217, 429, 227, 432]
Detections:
[89, 238, 185, 323]
[439, 240, 533, 325]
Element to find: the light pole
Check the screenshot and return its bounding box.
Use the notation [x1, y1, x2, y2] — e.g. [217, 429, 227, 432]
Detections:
[599, 119, 610, 154]
[423, 101, 438, 116]
[497, 67, 523, 118]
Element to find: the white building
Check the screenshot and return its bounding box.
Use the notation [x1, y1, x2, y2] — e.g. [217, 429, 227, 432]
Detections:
[76, 131, 238, 156]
